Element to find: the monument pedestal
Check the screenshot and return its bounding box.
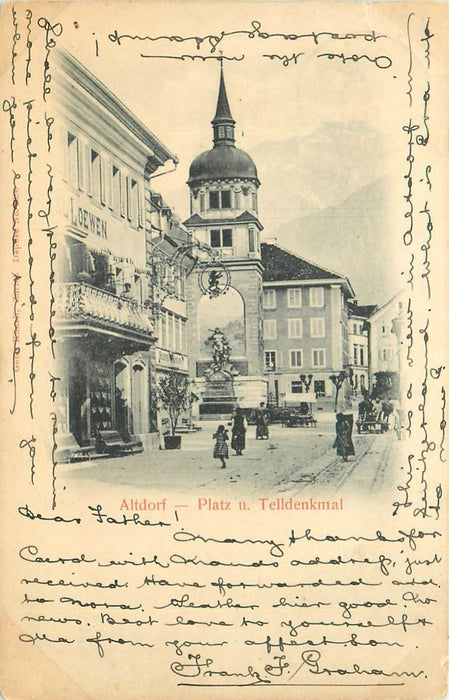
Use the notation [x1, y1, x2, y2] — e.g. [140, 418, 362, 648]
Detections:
[199, 370, 237, 418]
[195, 374, 268, 420]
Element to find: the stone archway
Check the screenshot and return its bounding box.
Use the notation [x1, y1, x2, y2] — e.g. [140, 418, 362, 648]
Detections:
[198, 286, 246, 360]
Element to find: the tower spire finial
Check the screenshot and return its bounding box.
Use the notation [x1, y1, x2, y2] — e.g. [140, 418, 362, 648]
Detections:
[211, 59, 235, 146]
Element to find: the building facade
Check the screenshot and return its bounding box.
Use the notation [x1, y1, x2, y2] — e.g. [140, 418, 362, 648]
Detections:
[368, 291, 406, 392]
[261, 243, 355, 408]
[53, 49, 178, 445]
[347, 301, 377, 397]
[147, 192, 193, 431]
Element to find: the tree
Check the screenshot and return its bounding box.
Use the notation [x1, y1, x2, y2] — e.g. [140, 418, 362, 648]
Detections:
[329, 369, 352, 412]
[156, 374, 194, 436]
[372, 371, 399, 400]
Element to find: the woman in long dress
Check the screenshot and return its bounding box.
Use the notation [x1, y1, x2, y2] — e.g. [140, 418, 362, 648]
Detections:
[231, 407, 246, 456]
[255, 402, 269, 440]
[333, 413, 355, 462]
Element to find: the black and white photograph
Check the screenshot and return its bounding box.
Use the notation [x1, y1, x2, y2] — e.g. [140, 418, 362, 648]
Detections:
[1, 2, 447, 698]
[49, 11, 410, 502]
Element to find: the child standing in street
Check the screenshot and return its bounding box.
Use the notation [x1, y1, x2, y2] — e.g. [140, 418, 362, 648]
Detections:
[213, 424, 229, 469]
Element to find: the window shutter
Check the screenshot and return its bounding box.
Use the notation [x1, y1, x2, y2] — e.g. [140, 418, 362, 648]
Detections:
[99, 156, 105, 205]
[85, 144, 92, 196]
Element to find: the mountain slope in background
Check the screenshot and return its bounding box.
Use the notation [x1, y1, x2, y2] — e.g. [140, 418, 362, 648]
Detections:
[162, 120, 389, 225]
[254, 120, 389, 229]
[157, 121, 400, 304]
[269, 175, 401, 305]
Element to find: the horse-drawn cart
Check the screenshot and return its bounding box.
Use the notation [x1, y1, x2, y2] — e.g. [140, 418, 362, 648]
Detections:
[281, 394, 318, 428]
[356, 416, 388, 434]
[356, 399, 389, 434]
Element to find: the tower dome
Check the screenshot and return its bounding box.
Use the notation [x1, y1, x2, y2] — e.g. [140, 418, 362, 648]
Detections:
[187, 64, 259, 187]
[188, 147, 258, 186]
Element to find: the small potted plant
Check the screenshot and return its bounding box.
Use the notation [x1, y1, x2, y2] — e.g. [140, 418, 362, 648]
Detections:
[157, 374, 193, 449]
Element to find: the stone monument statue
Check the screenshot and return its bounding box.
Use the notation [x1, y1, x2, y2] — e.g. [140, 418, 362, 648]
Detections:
[200, 328, 238, 416]
[205, 328, 238, 376]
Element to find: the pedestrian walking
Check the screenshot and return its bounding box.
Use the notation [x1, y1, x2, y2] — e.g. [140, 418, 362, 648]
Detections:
[381, 398, 394, 429]
[373, 399, 383, 421]
[391, 399, 404, 440]
[255, 402, 269, 440]
[333, 413, 355, 462]
[230, 407, 246, 455]
[213, 424, 229, 468]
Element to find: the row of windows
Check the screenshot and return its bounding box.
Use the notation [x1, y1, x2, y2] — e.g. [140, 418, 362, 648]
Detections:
[265, 348, 327, 370]
[352, 343, 366, 366]
[352, 374, 367, 391]
[380, 347, 394, 361]
[157, 311, 186, 353]
[217, 125, 234, 139]
[198, 189, 257, 212]
[210, 228, 232, 248]
[209, 227, 259, 253]
[291, 380, 326, 396]
[379, 308, 403, 336]
[263, 287, 325, 309]
[351, 321, 364, 335]
[263, 317, 326, 340]
[66, 132, 143, 229]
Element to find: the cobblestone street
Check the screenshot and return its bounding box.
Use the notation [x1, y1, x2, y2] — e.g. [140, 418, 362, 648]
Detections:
[59, 414, 403, 508]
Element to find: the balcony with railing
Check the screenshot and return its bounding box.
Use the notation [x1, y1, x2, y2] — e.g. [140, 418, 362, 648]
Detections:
[55, 283, 156, 344]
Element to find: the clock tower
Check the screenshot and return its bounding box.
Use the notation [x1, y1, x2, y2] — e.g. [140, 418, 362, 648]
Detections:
[184, 64, 267, 414]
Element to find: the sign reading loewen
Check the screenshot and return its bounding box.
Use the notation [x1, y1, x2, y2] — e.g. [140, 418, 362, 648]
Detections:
[68, 197, 108, 239]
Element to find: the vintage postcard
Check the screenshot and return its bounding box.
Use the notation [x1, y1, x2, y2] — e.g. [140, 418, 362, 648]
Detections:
[0, 2, 448, 698]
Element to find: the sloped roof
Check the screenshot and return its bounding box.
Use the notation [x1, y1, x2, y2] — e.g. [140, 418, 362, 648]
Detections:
[261, 242, 345, 282]
[150, 232, 196, 267]
[368, 289, 406, 321]
[54, 48, 178, 169]
[348, 302, 378, 318]
[183, 211, 262, 229]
